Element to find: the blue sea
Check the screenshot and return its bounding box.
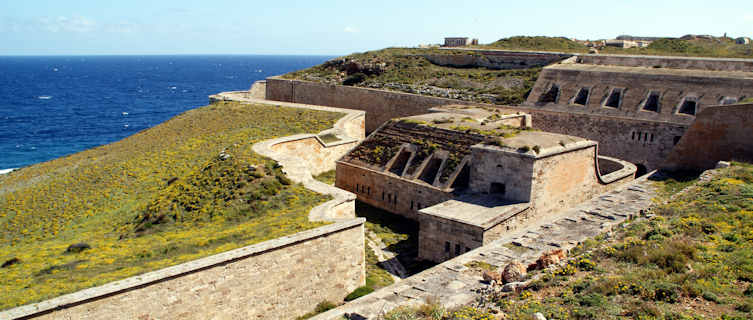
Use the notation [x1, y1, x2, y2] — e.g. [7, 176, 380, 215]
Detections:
[0, 55, 334, 171]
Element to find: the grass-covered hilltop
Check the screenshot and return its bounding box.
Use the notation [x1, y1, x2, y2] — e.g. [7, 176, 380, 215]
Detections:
[284, 47, 541, 105]
[0, 101, 342, 310]
[284, 36, 753, 108]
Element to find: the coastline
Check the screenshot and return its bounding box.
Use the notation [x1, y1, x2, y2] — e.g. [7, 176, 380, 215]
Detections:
[0, 168, 16, 175]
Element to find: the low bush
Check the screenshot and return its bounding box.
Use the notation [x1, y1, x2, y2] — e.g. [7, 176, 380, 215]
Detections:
[344, 286, 374, 301]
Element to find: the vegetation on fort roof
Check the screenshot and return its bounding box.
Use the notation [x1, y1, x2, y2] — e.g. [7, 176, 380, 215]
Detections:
[485, 36, 589, 53]
[0, 101, 342, 310]
[460, 163, 753, 319]
[313, 169, 336, 185]
[483, 35, 753, 59]
[284, 47, 540, 106]
[599, 37, 753, 59]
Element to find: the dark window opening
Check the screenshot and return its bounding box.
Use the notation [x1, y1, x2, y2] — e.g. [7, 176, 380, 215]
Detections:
[635, 164, 648, 177]
[637, 132, 642, 141]
[644, 133, 648, 142]
[650, 134, 654, 142]
[450, 164, 470, 190]
[393, 195, 397, 205]
[604, 88, 623, 108]
[673, 136, 682, 145]
[465, 247, 471, 253]
[419, 157, 443, 185]
[418, 203, 422, 210]
[538, 84, 560, 104]
[444, 241, 450, 253]
[631, 132, 635, 140]
[382, 191, 385, 200]
[356, 184, 360, 193]
[490, 182, 506, 195]
[506, 226, 510, 231]
[389, 150, 411, 176]
[455, 244, 461, 256]
[643, 91, 660, 112]
[678, 98, 697, 115]
[367, 186, 370, 195]
[388, 194, 391, 202]
[573, 87, 590, 106]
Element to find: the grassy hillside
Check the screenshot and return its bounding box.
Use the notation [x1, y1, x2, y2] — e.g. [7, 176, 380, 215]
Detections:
[284, 47, 540, 105]
[0, 101, 342, 310]
[483, 35, 753, 59]
[486, 36, 589, 53]
[600, 37, 753, 58]
[384, 163, 753, 319]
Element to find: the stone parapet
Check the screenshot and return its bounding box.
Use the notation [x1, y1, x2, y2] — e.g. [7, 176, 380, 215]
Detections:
[1, 219, 366, 320]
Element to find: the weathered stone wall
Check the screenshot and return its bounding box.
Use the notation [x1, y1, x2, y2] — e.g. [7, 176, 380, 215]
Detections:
[577, 54, 753, 72]
[3, 220, 366, 320]
[482, 208, 534, 244]
[530, 145, 627, 218]
[266, 77, 478, 132]
[266, 78, 688, 171]
[468, 147, 534, 202]
[663, 103, 753, 171]
[527, 110, 687, 172]
[418, 215, 484, 262]
[271, 136, 359, 176]
[423, 50, 572, 70]
[525, 66, 753, 124]
[335, 161, 452, 221]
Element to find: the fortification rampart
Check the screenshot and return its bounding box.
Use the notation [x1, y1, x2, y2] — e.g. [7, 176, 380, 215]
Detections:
[663, 103, 753, 171]
[525, 64, 753, 123]
[1, 219, 365, 320]
[577, 54, 753, 72]
[2, 96, 369, 320]
[423, 49, 572, 69]
[265, 78, 687, 171]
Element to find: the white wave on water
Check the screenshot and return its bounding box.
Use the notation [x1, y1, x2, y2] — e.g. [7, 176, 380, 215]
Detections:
[0, 168, 17, 175]
[38, 96, 52, 100]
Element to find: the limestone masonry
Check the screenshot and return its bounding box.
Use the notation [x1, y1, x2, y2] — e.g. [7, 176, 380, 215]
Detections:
[7, 49, 753, 320]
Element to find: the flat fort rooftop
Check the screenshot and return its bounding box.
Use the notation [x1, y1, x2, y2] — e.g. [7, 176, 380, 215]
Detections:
[548, 63, 753, 79]
[399, 106, 587, 152]
[420, 195, 530, 229]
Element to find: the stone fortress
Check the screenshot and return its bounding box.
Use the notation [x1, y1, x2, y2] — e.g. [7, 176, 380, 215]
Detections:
[4, 49, 753, 320]
[335, 106, 634, 262]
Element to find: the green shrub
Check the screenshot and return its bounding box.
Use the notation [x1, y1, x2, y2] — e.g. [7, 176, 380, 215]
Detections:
[654, 282, 680, 303]
[343, 72, 366, 86]
[344, 286, 374, 301]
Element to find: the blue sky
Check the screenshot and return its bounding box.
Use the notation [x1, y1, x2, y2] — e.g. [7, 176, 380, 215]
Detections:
[1, 0, 751, 55]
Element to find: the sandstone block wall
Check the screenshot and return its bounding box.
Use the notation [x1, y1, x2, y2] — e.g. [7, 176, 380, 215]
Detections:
[335, 161, 452, 221]
[577, 54, 753, 72]
[4, 220, 366, 320]
[266, 78, 688, 171]
[663, 103, 753, 171]
[418, 214, 484, 262]
[423, 50, 572, 70]
[271, 136, 359, 176]
[525, 66, 753, 124]
[469, 147, 534, 201]
[530, 145, 627, 218]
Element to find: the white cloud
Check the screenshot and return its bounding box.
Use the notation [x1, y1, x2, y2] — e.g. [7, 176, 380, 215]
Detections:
[344, 26, 359, 33]
[39, 16, 96, 33]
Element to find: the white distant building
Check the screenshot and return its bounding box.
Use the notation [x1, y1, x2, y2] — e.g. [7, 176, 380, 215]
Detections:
[736, 37, 752, 45]
[605, 39, 639, 49]
[443, 37, 478, 47]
